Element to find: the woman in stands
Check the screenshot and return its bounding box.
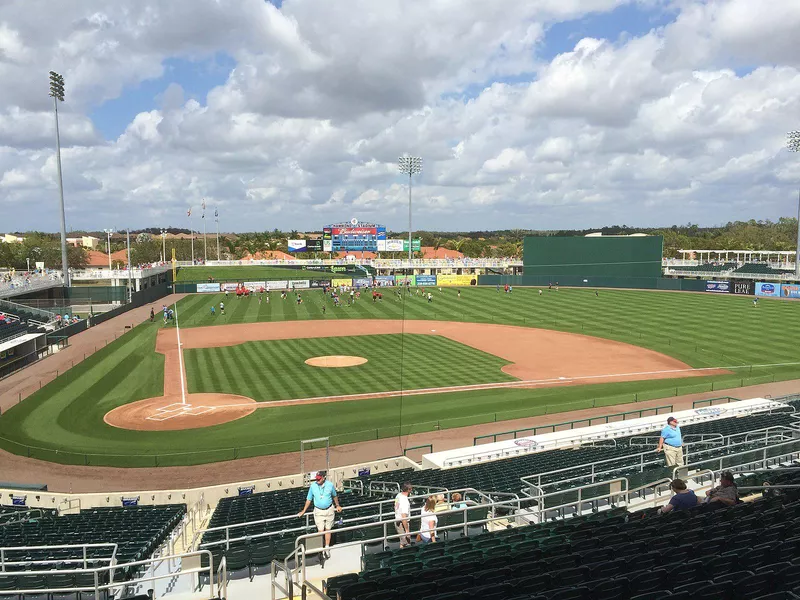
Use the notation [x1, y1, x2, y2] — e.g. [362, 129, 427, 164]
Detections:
[419, 496, 438, 544]
[660, 479, 698, 514]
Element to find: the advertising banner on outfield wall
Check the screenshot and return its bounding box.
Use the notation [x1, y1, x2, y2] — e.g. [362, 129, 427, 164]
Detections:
[705, 281, 730, 293]
[288, 280, 310, 289]
[196, 283, 221, 293]
[396, 275, 416, 286]
[353, 277, 372, 288]
[310, 279, 330, 288]
[306, 239, 323, 252]
[288, 240, 307, 252]
[729, 281, 754, 295]
[755, 282, 782, 297]
[265, 280, 289, 290]
[437, 274, 478, 286]
[221, 282, 239, 292]
[416, 274, 437, 286]
[374, 275, 395, 286]
[384, 239, 404, 252]
[332, 278, 353, 287]
[323, 240, 332, 252]
[781, 284, 800, 298]
[243, 281, 266, 291]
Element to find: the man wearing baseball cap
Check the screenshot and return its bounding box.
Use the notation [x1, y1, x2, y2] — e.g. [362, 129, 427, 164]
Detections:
[297, 471, 342, 558]
[656, 417, 683, 467]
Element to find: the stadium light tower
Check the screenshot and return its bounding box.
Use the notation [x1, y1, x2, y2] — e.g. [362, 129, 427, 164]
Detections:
[398, 156, 422, 261]
[103, 228, 114, 269]
[49, 71, 70, 286]
[788, 131, 800, 278]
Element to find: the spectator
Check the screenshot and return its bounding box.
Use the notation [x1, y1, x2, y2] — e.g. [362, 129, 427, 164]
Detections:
[451, 493, 467, 509]
[434, 493, 449, 513]
[656, 416, 684, 467]
[296, 470, 342, 559]
[418, 496, 438, 544]
[394, 482, 412, 548]
[660, 479, 698, 514]
[705, 471, 739, 507]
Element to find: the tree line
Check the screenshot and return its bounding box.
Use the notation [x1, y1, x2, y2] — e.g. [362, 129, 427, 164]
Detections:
[2, 218, 797, 268]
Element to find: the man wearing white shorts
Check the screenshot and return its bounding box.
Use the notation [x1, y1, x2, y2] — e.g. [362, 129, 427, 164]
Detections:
[297, 471, 342, 558]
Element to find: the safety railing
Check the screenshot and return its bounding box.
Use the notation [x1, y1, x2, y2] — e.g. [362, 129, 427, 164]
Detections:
[0, 542, 118, 573]
[302, 579, 334, 600]
[473, 405, 674, 445]
[271, 555, 294, 600]
[0, 508, 48, 527]
[196, 487, 509, 552]
[0, 549, 217, 599]
[285, 478, 628, 587]
[673, 438, 800, 480]
[629, 433, 724, 448]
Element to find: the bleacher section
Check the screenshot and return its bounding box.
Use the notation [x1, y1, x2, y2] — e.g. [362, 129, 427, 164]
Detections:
[0, 504, 186, 591]
[325, 473, 800, 600]
[733, 263, 794, 276]
[668, 263, 737, 273]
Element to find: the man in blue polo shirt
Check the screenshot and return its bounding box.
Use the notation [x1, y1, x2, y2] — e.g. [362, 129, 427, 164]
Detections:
[297, 471, 342, 558]
[656, 416, 683, 467]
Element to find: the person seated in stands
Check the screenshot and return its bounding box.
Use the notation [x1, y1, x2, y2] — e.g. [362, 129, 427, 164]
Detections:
[705, 471, 739, 507]
[418, 496, 438, 544]
[434, 494, 449, 513]
[660, 478, 698, 514]
[451, 493, 467, 509]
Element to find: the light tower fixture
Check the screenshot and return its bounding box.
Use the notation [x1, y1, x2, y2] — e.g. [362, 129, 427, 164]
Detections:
[103, 228, 114, 270]
[787, 131, 800, 278]
[398, 156, 422, 261]
[49, 71, 69, 285]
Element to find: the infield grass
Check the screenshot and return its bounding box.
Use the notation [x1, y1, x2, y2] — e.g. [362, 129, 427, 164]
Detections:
[1, 286, 800, 466]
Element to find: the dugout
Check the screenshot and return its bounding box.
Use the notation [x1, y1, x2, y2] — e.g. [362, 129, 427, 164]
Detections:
[0, 332, 47, 380]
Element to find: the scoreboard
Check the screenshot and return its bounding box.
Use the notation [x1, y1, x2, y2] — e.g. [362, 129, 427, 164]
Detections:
[323, 219, 387, 252]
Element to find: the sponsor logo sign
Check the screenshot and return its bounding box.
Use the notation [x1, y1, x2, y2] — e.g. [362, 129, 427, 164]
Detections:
[196, 283, 221, 293]
[695, 407, 727, 417]
[781, 284, 800, 299]
[375, 275, 395, 286]
[705, 281, 730, 293]
[755, 282, 782, 297]
[306, 239, 323, 252]
[310, 279, 330, 288]
[265, 280, 289, 290]
[396, 275, 416, 286]
[353, 277, 372, 288]
[288, 280, 310, 289]
[384, 239, 405, 252]
[221, 282, 239, 292]
[323, 240, 333, 252]
[729, 281, 754, 295]
[11, 495, 26, 506]
[416, 274, 437, 286]
[288, 239, 307, 252]
[332, 227, 377, 235]
[331, 278, 353, 287]
[513, 439, 538, 449]
[243, 281, 266, 291]
[437, 274, 478, 286]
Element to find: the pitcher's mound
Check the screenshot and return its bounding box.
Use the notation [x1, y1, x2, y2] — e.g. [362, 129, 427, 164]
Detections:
[104, 394, 257, 431]
[305, 355, 368, 368]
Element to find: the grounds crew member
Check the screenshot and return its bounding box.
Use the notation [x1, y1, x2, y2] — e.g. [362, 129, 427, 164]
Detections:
[656, 416, 683, 467]
[297, 471, 342, 558]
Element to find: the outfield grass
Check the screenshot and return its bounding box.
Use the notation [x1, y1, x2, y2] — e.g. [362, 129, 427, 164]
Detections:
[175, 265, 337, 282]
[1, 286, 799, 467]
[185, 334, 515, 401]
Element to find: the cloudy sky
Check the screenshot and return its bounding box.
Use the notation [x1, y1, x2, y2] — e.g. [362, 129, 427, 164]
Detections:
[2, 0, 800, 233]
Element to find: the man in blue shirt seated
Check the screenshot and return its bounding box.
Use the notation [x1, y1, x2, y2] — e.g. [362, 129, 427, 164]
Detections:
[656, 416, 683, 467]
[297, 471, 342, 558]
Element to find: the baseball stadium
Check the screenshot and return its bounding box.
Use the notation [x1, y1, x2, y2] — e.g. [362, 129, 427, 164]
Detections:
[2, 232, 800, 599]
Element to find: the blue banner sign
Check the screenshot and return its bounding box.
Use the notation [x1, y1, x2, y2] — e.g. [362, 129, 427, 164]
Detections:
[755, 282, 782, 297]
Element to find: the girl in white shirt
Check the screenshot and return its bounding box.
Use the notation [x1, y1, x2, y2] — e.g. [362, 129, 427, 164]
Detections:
[419, 496, 438, 544]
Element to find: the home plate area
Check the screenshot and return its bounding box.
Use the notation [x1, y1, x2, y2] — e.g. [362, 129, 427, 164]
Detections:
[146, 402, 216, 421]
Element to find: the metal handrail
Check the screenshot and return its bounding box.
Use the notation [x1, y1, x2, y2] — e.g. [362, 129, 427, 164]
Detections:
[303, 580, 334, 600]
[673, 439, 800, 480]
[0, 549, 216, 599]
[271, 556, 293, 600]
[288, 478, 629, 586]
[629, 433, 724, 447]
[0, 542, 118, 571]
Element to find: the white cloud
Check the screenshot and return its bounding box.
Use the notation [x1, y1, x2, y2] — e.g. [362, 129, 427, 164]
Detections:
[1, 0, 800, 232]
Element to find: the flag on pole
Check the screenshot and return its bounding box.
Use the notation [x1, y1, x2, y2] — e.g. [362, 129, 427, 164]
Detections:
[215, 208, 218, 218]
[202, 199, 206, 211]
[187, 207, 192, 217]
[201, 199, 206, 218]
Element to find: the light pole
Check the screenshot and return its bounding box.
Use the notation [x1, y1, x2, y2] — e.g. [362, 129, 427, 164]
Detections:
[103, 228, 114, 270]
[201, 199, 207, 263]
[126, 229, 132, 302]
[187, 207, 194, 264]
[49, 71, 70, 286]
[788, 131, 800, 278]
[398, 156, 422, 261]
[215, 208, 220, 260]
[161, 228, 167, 263]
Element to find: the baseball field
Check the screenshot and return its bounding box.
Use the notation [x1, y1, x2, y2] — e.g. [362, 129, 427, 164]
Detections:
[1, 285, 799, 467]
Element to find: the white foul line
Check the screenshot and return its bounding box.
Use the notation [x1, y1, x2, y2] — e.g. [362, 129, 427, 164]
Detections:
[174, 300, 187, 406]
[219, 360, 800, 408]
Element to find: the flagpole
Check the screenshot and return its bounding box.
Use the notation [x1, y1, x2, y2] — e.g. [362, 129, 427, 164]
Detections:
[189, 208, 195, 264]
[203, 213, 207, 263]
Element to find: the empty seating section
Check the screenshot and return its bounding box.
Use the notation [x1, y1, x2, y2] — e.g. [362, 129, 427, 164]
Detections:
[0, 321, 27, 344]
[733, 263, 793, 275]
[328, 481, 800, 600]
[348, 412, 796, 496]
[0, 504, 186, 592]
[668, 263, 737, 273]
